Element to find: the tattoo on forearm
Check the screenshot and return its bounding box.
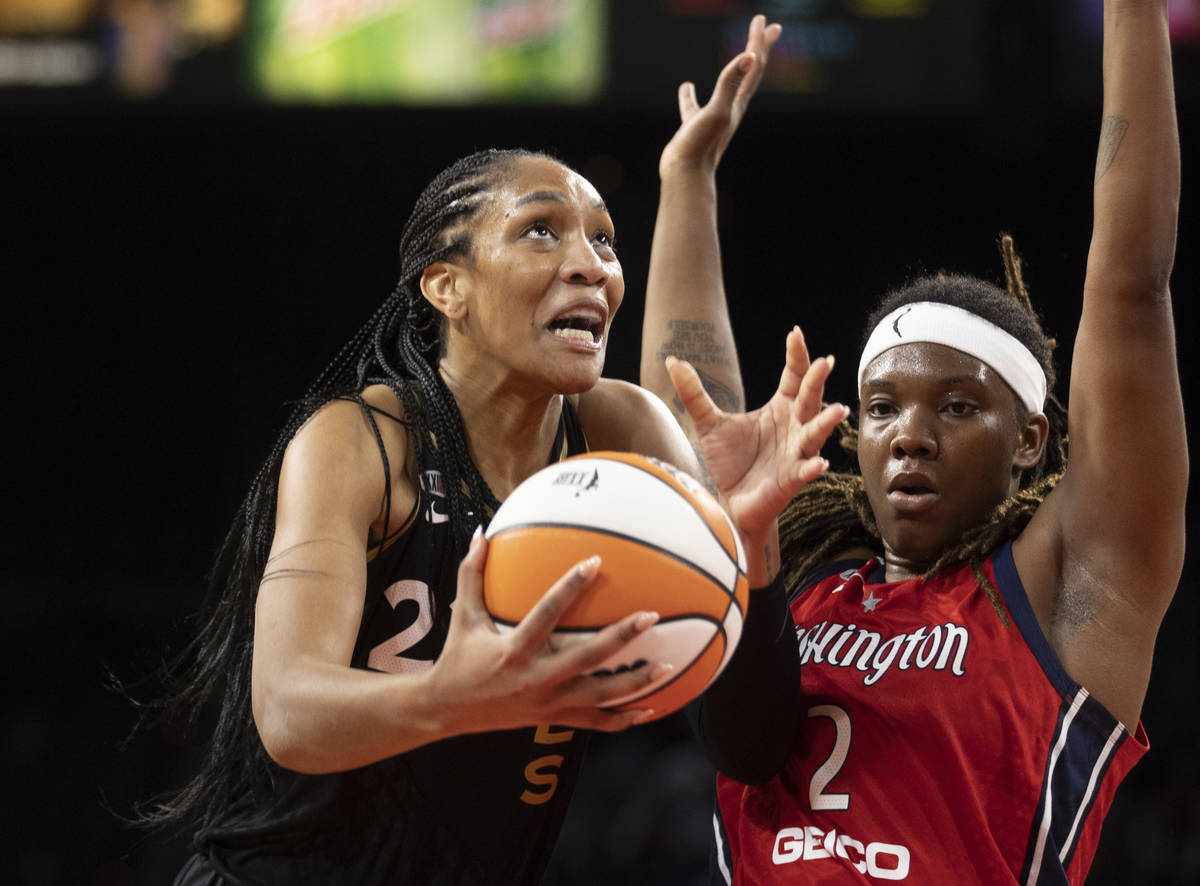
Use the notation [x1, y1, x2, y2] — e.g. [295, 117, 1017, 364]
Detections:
[656, 320, 743, 411]
[260, 567, 339, 586]
[1095, 115, 1129, 183]
[671, 366, 741, 415]
[690, 441, 720, 498]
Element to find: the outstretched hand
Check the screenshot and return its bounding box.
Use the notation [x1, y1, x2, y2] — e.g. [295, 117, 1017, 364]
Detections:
[427, 530, 669, 735]
[667, 327, 848, 553]
[659, 13, 782, 178]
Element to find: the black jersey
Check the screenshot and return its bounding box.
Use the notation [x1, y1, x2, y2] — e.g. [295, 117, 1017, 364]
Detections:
[196, 399, 590, 885]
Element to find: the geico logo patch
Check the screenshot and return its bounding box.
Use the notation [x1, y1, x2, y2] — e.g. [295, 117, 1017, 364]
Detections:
[772, 825, 910, 881]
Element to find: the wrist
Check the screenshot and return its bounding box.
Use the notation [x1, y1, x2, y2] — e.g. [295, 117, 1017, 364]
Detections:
[741, 524, 781, 589]
[658, 161, 720, 193]
[406, 664, 459, 743]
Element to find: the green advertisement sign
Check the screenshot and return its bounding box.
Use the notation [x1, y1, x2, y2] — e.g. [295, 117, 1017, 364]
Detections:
[252, 0, 606, 103]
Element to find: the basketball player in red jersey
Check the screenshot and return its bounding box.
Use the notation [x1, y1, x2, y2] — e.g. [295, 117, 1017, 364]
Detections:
[644, 1, 1185, 883]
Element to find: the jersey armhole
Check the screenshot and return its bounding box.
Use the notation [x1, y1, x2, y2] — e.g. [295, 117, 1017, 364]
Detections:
[991, 542, 1140, 740]
[991, 542, 1076, 698]
[350, 399, 418, 563]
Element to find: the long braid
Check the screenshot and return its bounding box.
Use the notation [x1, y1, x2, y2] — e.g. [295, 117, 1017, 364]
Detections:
[122, 148, 543, 833]
[780, 236, 1067, 624]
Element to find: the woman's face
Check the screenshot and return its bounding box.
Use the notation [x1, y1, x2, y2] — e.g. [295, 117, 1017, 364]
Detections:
[436, 155, 623, 396]
[857, 342, 1041, 575]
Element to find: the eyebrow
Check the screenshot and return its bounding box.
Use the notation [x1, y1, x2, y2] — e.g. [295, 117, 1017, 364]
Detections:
[862, 374, 985, 389]
[514, 190, 608, 212]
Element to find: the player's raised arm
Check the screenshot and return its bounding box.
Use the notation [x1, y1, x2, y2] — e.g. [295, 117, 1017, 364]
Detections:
[640, 14, 781, 449]
[1016, 0, 1185, 731]
[1061, 0, 1183, 603]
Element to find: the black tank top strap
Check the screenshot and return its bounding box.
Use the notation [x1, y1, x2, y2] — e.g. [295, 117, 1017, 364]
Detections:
[557, 396, 588, 459]
[332, 392, 408, 426]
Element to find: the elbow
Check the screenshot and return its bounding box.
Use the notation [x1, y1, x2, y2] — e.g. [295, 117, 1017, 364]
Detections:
[690, 694, 803, 786]
[252, 683, 325, 774]
[1085, 248, 1178, 304]
[715, 756, 789, 787]
[717, 710, 802, 785]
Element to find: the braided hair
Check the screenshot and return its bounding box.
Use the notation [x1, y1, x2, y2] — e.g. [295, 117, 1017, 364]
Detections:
[779, 235, 1067, 624]
[125, 148, 555, 832]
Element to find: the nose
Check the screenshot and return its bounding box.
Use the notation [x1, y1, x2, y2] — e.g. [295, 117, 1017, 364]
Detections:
[890, 406, 939, 460]
[560, 233, 609, 286]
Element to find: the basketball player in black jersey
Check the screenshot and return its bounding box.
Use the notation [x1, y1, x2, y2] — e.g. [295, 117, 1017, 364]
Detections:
[130, 16, 837, 884]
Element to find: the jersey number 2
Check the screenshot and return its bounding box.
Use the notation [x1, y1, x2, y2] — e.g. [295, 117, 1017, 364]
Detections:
[367, 580, 435, 674]
[808, 704, 852, 812]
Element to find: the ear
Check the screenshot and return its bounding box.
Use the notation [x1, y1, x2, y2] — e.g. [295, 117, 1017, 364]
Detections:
[1012, 411, 1050, 474]
[419, 261, 468, 321]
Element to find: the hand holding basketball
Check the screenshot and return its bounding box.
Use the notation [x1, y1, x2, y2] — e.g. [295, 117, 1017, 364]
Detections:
[426, 527, 666, 736]
[667, 326, 849, 548]
[482, 453, 749, 722]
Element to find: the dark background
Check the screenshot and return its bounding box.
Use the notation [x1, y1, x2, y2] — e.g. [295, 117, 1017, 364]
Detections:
[2, 1, 1197, 884]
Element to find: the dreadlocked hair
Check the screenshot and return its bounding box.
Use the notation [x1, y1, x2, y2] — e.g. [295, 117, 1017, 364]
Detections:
[780, 234, 1068, 626]
[120, 148, 553, 835]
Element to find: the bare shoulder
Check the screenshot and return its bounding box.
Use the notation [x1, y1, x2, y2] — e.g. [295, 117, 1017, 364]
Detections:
[576, 378, 669, 424]
[576, 380, 699, 473]
[279, 387, 417, 538]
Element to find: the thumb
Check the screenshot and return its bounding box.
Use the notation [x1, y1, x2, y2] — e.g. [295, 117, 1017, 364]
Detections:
[677, 81, 700, 122]
[667, 356, 721, 432]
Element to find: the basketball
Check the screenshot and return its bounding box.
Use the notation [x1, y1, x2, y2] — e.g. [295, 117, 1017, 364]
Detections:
[483, 451, 748, 721]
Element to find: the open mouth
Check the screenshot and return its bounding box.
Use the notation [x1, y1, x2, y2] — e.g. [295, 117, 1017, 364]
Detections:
[548, 309, 604, 345]
[887, 474, 938, 511]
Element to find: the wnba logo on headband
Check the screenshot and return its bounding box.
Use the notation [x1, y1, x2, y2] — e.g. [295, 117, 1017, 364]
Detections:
[857, 302, 1047, 413]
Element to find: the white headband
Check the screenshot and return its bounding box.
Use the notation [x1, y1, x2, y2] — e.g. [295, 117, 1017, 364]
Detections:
[857, 302, 1047, 413]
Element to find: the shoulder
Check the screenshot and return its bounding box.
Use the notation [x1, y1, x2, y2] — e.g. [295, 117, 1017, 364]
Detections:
[576, 380, 697, 470]
[575, 379, 678, 436]
[290, 386, 407, 466]
[279, 387, 416, 532]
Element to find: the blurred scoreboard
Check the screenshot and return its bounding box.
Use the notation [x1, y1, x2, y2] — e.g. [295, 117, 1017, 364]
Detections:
[618, 0, 987, 112]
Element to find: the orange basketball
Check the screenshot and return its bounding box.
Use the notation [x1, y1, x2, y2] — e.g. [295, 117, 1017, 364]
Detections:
[483, 451, 748, 721]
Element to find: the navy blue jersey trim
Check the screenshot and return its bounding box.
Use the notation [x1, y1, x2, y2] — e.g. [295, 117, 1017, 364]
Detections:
[791, 558, 875, 605]
[1019, 695, 1073, 886]
[1018, 687, 1130, 886]
[996, 542, 1135, 885]
[1056, 718, 1125, 871]
[992, 543, 1127, 740]
[710, 799, 733, 885]
[990, 542, 1076, 699]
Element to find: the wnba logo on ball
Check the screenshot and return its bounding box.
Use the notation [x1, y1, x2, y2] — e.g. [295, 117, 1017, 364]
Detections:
[552, 467, 600, 496]
[484, 451, 749, 721]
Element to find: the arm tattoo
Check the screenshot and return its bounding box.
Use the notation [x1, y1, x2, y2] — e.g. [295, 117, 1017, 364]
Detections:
[655, 319, 744, 412]
[691, 440, 720, 498]
[1095, 115, 1129, 183]
[260, 567, 340, 586]
[671, 366, 741, 415]
[764, 544, 779, 581]
[260, 537, 358, 586]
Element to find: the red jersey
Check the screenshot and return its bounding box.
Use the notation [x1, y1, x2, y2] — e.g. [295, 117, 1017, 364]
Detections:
[713, 542, 1147, 884]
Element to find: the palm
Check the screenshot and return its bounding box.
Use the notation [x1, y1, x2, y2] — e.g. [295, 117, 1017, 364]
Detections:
[669, 329, 847, 544]
[659, 15, 782, 178]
